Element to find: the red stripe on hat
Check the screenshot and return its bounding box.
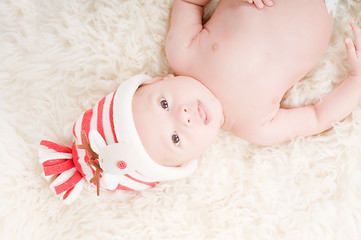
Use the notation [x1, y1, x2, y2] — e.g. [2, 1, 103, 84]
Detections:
[54, 171, 83, 195]
[43, 159, 75, 176]
[77, 145, 98, 180]
[62, 187, 74, 200]
[80, 108, 93, 168]
[42, 158, 69, 167]
[40, 140, 72, 153]
[109, 90, 118, 143]
[125, 174, 159, 187]
[72, 122, 76, 139]
[72, 142, 85, 177]
[81, 108, 93, 138]
[79, 109, 100, 177]
[97, 96, 107, 144]
[115, 184, 134, 191]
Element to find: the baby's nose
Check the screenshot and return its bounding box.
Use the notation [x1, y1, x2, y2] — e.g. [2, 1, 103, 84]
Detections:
[180, 105, 191, 126]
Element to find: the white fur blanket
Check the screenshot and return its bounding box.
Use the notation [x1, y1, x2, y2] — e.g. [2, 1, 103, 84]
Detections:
[1, 0, 361, 239]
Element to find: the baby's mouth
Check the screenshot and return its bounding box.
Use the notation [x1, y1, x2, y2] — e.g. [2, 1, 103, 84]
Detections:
[198, 100, 212, 125]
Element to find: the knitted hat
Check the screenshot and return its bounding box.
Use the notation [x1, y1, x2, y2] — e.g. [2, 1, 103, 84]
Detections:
[39, 74, 197, 204]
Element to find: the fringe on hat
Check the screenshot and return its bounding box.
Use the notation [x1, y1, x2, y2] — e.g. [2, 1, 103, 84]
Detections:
[39, 140, 85, 205]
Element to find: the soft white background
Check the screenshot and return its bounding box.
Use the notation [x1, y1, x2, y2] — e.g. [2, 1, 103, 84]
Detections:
[1, 0, 361, 239]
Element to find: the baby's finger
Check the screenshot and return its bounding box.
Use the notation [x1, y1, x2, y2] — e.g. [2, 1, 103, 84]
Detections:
[262, 0, 273, 7]
[254, 0, 265, 9]
[350, 21, 361, 50]
[345, 38, 357, 64]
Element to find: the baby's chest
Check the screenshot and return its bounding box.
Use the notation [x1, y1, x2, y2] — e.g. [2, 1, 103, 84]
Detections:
[214, 75, 281, 119]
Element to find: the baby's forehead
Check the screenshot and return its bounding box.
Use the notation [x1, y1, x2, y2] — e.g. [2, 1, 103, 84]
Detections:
[137, 77, 178, 90]
[162, 76, 202, 88]
[135, 75, 207, 98]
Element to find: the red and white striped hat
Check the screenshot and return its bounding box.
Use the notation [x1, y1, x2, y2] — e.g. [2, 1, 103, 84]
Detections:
[40, 74, 197, 204]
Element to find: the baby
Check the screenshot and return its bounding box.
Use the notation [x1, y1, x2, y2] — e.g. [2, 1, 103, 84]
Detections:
[40, 0, 361, 204]
[133, 0, 361, 167]
[40, 75, 200, 204]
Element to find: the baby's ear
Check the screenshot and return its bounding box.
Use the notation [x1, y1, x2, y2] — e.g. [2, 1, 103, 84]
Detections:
[141, 74, 174, 86]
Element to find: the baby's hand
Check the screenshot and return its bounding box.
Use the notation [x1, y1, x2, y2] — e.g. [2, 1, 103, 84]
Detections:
[345, 19, 361, 78]
[243, 0, 273, 9]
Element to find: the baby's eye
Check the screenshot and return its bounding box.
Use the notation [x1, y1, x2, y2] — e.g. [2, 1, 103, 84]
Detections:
[160, 98, 169, 111]
[172, 132, 180, 146]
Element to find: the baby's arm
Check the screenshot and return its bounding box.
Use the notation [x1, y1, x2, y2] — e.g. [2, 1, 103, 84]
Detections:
[250, 21, 361, 146]
[166, 0, 209, 70]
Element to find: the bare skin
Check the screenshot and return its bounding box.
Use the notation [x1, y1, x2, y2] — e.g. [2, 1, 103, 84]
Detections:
[166, 0, 361, 145]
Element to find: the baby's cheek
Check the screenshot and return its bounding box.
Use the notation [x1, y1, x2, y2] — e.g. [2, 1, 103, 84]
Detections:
[202, 129, 218, 147]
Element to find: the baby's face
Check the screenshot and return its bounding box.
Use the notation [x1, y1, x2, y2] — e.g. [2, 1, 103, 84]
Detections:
[132, 75, 224, 167]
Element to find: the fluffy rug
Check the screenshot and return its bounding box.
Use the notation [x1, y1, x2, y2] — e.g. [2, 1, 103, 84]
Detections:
[1, 0, 361, 239]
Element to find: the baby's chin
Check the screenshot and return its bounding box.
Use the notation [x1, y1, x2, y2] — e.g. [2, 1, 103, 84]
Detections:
[153, 157, 193, 168]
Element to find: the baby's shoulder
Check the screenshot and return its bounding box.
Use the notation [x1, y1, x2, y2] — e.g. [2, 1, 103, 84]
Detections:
[227, 99, 281, 142]
[166, 29, 211, 75]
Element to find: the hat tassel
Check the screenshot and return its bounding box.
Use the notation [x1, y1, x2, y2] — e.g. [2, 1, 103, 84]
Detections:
[39, 140, 84, 204]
